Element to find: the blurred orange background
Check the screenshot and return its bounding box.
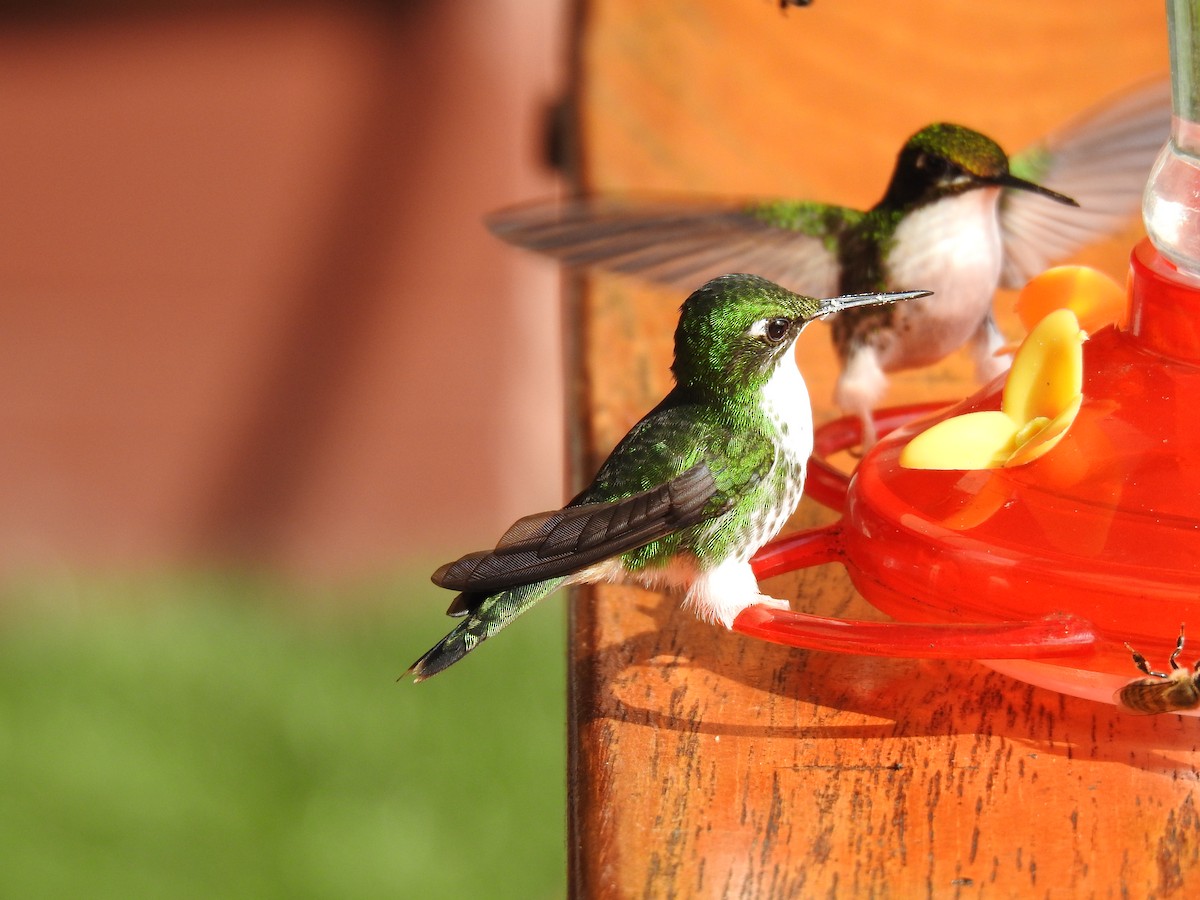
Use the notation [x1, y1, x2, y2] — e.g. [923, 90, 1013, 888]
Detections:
[0, 0, 568, 577]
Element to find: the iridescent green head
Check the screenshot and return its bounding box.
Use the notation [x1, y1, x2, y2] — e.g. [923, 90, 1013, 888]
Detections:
[672, 274, 930, 398]
[879, 123, 1077, 210]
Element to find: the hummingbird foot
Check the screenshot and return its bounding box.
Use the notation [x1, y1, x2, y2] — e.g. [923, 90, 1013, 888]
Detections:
[753, 596, 793, 614]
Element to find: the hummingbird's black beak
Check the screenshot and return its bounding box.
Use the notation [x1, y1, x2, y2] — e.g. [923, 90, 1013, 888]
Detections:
[815, 289, 933, 319]
[996, 172, 1079, 207]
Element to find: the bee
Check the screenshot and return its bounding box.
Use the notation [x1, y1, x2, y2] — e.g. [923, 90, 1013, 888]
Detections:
[1115, 625, 1200, 715]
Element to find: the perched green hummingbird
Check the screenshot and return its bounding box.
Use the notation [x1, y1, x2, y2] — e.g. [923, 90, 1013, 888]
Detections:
[489, 82, 1168, 446]
[407, 275, 929, 680]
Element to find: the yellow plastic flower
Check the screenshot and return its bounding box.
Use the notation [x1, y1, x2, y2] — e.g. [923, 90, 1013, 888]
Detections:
[900, 308, 1086, 470]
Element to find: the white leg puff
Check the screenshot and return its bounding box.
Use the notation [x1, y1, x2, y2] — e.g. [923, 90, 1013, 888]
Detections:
[834, 345, 888, 450]
[684, 558, 790, 629]
[970, 314, 1012, 383]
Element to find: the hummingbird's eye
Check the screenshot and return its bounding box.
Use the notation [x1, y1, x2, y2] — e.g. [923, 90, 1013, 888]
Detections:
[764, 317, 791, 343]
[917, 153, 953, 179]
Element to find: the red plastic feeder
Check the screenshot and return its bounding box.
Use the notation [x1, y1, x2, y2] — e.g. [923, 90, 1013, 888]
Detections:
[739, 238, 1200, 711]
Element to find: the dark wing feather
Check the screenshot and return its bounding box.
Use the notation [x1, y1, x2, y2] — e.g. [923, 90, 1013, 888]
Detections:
[487, 195, 842, 298]
[1001, 79, 1170, 288]
[432, 462, 721, 596]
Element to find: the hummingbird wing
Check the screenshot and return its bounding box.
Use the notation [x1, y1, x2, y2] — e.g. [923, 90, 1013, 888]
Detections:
[487, 195, 847, 297]
[1000, 79, 1171, 289]
[433, 461, 723, 599]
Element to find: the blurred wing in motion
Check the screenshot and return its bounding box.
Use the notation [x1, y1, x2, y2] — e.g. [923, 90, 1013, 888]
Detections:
[487, 195, 846, 298]
[1001, 79, 1171, 288]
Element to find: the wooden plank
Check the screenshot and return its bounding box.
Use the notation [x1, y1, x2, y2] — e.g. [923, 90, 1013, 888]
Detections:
[565, 2, 1194, 897]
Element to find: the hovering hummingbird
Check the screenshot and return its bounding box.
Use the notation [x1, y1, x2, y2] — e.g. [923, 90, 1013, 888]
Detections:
[407, 275, 929, 680]
[489, 82, 1168, 447]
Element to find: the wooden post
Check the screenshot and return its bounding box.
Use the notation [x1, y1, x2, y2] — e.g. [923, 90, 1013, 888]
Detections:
[564, 2, 1197, 896]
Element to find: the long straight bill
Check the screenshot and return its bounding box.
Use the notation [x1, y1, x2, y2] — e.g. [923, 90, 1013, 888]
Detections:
[817, 289, 933, 317]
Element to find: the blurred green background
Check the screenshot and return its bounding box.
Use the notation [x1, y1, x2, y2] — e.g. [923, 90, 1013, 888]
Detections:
[1, 2, 569, 896]
[0, 573, 566, 899]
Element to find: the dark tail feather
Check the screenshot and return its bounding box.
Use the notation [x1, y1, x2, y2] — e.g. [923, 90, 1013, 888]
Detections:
[405, 578, 565, 682]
